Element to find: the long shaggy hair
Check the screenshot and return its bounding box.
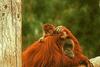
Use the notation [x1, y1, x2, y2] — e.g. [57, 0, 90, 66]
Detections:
[22, 24, 92, 67]
[22, 32, 71, 67]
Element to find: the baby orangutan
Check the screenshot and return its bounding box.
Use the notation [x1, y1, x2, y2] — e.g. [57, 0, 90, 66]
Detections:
[39, 24, 56, 42]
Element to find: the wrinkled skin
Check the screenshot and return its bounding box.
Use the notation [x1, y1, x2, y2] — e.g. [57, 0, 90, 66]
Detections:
[56, 26, 93, 67]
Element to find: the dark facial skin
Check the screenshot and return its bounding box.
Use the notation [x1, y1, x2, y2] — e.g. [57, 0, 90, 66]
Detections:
[56, 25, 93, 67]
[64, 39, 74, 59]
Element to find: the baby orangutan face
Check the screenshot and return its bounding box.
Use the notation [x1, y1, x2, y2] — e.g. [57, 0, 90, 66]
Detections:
[43, 24, 56, 35]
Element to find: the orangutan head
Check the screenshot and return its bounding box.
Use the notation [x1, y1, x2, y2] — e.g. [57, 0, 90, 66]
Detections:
[56, 25, 93, 67]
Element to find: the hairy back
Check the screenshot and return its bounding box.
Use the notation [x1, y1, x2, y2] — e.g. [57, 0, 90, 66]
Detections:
[22, 33, 71, 67]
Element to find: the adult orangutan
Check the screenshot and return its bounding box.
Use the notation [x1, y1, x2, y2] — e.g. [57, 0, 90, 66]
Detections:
[22, 24, 74, 67]
[56, 26, 93, 67]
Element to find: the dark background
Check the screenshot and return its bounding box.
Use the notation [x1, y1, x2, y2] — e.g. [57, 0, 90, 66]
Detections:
[22, 0, 100, 58]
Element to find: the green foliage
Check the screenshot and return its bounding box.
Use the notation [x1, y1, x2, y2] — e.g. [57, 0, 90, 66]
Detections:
[23, 0, 100, 58]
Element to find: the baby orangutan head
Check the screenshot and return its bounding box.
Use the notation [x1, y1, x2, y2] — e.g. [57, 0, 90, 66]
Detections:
[43, 24, 56, 35]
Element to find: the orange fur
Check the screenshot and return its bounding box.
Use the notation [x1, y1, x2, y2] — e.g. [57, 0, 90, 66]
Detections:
[22, 33, 72, 67]
[58, 26, 92, 67]
[22, 24, 72, 67]
[22, 24, 92, 67]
